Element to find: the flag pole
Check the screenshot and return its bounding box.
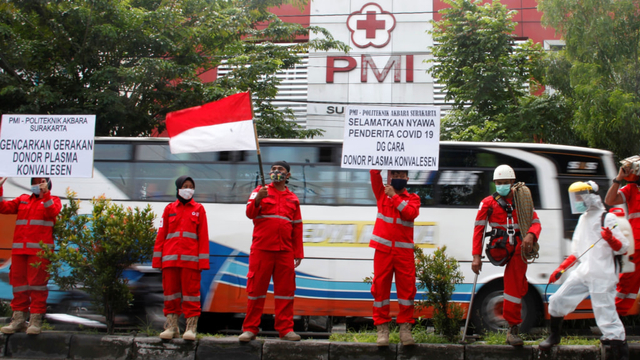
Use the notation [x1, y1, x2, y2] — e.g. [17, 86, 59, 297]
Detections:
[249, 92, 266, 187]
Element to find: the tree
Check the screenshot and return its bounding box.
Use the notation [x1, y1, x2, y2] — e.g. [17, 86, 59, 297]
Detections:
[428, 0, 578, 144]
[0, 0, 347, 138]
[539, 0, 640, 159]
[44, 190, 156, 334]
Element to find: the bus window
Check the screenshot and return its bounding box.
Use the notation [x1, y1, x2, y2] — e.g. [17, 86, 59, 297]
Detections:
[95, 143, 133, 160]
[244, 146, 319, 164]
[94, 161, 134, 200]
[437, 170, 486, 206]
[136, 144, 221, 162]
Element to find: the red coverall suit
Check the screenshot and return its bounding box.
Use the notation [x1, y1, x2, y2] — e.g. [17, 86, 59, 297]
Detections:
[0, 188, 61, 314]
[369, 170, 421, 326]
[473, 195, 541, 326]
[152, 200, 210, 318]
[615, 184, 640, 314]
[243, 184, 303, 337]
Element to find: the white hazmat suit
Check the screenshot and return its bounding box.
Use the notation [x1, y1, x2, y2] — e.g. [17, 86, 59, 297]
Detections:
[548, 191, 628, 340]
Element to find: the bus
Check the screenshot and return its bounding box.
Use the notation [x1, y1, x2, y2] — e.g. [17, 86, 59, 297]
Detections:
[0, 137, 634, 332]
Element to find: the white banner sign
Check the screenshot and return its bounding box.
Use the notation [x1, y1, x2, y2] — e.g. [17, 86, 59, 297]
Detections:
[0, 114, 96, 177]
[341, 105, 440, 170]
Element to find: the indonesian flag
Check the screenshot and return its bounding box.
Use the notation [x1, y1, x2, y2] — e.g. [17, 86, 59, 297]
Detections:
[166, 92, 257, 154]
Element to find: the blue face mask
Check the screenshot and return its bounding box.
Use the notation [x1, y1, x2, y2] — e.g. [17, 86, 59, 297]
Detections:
[31, 185, 40, 196]
[574, 202, 588, 213]
[496, 184, 511, 196]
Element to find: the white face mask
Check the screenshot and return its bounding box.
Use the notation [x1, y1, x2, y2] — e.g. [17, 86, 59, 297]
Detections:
[31, 185, 41, 196]
[178, 188, 194, 200]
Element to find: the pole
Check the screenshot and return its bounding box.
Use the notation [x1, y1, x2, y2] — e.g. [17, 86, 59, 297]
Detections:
[461, 273, 478, 343]
[249, 92, 265, 187]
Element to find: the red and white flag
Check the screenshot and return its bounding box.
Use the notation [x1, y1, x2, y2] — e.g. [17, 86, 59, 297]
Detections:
[166, 92, 257, 154]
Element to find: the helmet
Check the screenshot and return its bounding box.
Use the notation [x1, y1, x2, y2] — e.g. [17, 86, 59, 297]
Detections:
[493, 165, 516, 180]
[568, 181, 595, 214]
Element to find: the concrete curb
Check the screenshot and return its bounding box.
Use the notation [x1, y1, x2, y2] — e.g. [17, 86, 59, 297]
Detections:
[0, 332, 637, 359]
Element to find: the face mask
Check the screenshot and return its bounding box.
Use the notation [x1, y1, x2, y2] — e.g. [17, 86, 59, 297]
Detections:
[496, 184, 511, 196]
[390, 178, 408, 190]
[270, 170, 286, 183]
[31, 185, 40, 196]
[574, 201, 587, 213]
[178, 188, 194, 200]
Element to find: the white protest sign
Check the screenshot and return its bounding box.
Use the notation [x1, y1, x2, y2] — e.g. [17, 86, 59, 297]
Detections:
[341, 105, 440, 170]
[0, 114, 96, 177]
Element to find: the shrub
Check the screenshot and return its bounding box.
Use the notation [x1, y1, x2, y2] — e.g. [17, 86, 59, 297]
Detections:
[43, 189, 156, 334]
[414, 246, 464, 342]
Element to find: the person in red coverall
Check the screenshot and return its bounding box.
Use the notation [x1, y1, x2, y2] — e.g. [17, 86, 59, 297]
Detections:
[369, 169, 421, 347]
[0, 177, 61, 335]
[605, 163, 640, 315]
[239, 161, 303, 342]
[152, 176, 210, 341]
[471, 165, 541, 346]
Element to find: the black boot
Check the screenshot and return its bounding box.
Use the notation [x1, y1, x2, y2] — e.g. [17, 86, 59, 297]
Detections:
[608, 340, 629, 360]
[539, 316, 563, 351]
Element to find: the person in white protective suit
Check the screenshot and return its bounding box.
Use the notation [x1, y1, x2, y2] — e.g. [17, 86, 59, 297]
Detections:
[540, 181, 629, 359]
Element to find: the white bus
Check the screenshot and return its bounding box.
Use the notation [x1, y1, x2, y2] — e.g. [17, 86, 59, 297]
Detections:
[0, 137, 630, 332]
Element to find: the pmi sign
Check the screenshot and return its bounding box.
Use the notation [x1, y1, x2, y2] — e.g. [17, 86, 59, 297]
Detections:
[0, 114, 96, 177]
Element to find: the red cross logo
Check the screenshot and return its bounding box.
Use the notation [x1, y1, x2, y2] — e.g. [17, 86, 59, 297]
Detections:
[347, 3, 396, 49]
[357, 11, 386, 39]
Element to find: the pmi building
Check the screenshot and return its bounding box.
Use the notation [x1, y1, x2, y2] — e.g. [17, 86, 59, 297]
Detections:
[265, 1, 561, 139]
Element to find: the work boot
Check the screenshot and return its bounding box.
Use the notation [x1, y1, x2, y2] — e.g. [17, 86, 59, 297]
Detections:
[159, 313, 180, 340]
[1, 311, 28, 334]
[182, 316, 198, 341]
[26, 313, 43, 335]
[608, 340, 629, 360]
[376, 322, 390, 346]
[238, 331, 256, 342]
[539, 316, 563, 351]
[506, 324, 524, 346]
[399, 323, 415, 346]
[280, 331, 301, 341]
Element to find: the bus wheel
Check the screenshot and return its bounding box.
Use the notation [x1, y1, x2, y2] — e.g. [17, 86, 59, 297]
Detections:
[470, 281, 541, 333]
[294, 315, 310, 332]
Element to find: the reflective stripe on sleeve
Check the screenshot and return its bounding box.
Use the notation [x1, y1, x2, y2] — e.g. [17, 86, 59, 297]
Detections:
[398, 299, 414, 306]
[199, 254, 209, 259]
[504, 293, 522, 304]
[255, 215, 292, 222]
[629, 213, 640, 220]
[373, 299, 390, 307]
[293, 219, 303, 224]
[531, 219, 541, 224]
[164, 293, 181, 301]
[397, 201, 407, 212]
[183, 296, 201, 302]
[274, 295, 295, 300]
[248, 295, 266, 300]
[153, 252, 162, 258]
[371, 235, 392, 247]
[395, 242, 414, 249]
[166, 232, 180, 239]
[616, 292, 637, 299]
[397, 219, 414, 228]
[15, 220, 28, 225]
[29, 220, 54, 226]
[26, 243, 46, 249]
[474, 220, 487, 226]
[376, 213, 394, 224]
[43, 200, 54, 208]
[181, 255, 198, 262]
[162, 255, 178, 261]
[12, 243, 23, 249]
